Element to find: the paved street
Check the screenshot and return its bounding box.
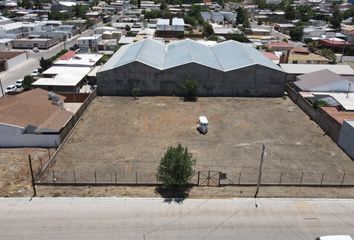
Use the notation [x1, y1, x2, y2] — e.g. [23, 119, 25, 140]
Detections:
[0, 198, 353, 240]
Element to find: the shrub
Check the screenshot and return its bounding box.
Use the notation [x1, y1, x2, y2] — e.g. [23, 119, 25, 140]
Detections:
[181, 79, 198, 101]
[131, 87, 141, 100]
[157, 144, 196, 188]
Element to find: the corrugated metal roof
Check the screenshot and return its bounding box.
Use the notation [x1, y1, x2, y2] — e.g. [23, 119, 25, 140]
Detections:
[99, 39, 283, 72]
[280, 64, 354, 75]
[295, 69, 354, 92]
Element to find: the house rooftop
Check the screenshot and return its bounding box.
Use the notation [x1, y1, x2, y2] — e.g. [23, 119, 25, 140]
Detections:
[295, 69, 354, 92]
[280, 64, 354, 75]
[54, 53, 103, 67]
[0, 88, 72, 133]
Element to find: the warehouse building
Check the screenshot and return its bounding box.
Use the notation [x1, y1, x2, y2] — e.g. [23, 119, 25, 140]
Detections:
[97, 39, 286, 97]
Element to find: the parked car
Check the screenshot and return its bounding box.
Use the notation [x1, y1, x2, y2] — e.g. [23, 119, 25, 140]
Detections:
[316, 236, 353, 240]
[15, 79, 23, 88]
[31, 69, 39, 77]
[197, 116, 208, 134]
[32, 47, 39, 52]
[5, 85, 17, 94]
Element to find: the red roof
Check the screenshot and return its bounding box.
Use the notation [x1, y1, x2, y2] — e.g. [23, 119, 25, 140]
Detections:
[322, 106, 354, 125]
[266, 41, 292, 48]
[262, 52, 279, 60]
[58, 50, 76, 60]
[319, 39, 353, 47]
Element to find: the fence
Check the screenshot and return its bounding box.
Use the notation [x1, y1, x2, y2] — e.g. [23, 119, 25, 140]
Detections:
[58, 89, 97, 143]
[33, 89, 97, 182]
[286, 84, 342, 142]
[35, 168, 354, 187]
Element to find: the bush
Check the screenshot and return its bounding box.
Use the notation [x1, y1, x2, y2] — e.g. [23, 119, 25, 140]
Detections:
[313, 99, 328, 109]
[181, 79, 198, 101]
[131, 87, 141, 100]
[157, 144, 196, 188]
[22, 75, 35, 90]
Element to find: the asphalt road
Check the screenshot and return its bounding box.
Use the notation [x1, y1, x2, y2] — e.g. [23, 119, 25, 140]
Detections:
[0, 198, 353, 240]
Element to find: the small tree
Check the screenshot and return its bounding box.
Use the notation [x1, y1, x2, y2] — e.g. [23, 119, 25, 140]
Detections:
[125, 25, 131, 31]
[40, 57, 52, 71]
[22, 75, 35, 90]
[131, 87, 141, 100]
[157, 144, 196, 187]
[181, 79, 198, 101]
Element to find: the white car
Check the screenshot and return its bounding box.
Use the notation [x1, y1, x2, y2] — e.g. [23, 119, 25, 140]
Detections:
[31, 69, 39, 77]
[15, 79, 23, 88]
[32, 47, 39, 52]
[197, 116, 208, 134]
[5, 85, 17, 94]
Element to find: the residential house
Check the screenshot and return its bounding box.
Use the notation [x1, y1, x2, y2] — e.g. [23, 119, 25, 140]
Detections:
[0, 88, 73, 147]
[284, 47, 330, 64]
[78, 34, 102, 52]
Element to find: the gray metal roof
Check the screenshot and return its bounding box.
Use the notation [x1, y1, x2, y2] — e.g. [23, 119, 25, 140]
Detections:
[295, 69, 354, 92]
[99, 39, 283, 72]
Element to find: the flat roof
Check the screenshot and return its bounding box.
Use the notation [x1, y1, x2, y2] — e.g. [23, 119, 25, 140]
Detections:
[37, 66, 91, 86]
[54, 53, 103, 67]
[313, 92, 354, 110]
[280, 64, 354, 75]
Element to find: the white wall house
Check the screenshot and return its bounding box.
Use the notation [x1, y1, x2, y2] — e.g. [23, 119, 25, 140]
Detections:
[0, 89, 73, 148]
[78, 34, 102, 52]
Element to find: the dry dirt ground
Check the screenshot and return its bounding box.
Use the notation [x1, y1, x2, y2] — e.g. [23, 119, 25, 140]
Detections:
[0, 148, 54, 197]
[39, 96, 354, 188]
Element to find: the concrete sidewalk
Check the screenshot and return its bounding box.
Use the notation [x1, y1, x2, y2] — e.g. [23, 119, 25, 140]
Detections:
[0, 198, 353, 240]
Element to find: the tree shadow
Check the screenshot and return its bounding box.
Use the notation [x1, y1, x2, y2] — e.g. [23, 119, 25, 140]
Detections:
[155, 185, 193, 204]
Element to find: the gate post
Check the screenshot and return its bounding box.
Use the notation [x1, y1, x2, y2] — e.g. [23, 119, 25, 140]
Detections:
[197, 171, 200, 186]
[207, 171, 210, 186]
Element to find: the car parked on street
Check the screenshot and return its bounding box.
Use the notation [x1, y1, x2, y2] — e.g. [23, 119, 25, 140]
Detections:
[31, 69, 39, 77]
[5, 85, 17, 94]
[15, 79, 23, 88]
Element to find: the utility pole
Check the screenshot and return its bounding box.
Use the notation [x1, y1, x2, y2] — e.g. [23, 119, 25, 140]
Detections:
[254, 144, 265, 199]
[0, 78, 4, 97]
[347, 83, 352, 99]
[28, 155, 37, 197]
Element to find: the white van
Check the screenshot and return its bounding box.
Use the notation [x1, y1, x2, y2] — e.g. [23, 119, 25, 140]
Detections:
[197, 116, 208, 134]
[316, 236, 353, 240]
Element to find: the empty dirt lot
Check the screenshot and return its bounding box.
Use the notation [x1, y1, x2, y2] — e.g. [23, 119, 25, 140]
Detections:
[0, 148, 54, 197]
[40, 96, 354, 186]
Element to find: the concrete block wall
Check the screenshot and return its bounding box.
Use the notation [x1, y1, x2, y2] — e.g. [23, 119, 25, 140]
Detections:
[97, 62, 287, 97]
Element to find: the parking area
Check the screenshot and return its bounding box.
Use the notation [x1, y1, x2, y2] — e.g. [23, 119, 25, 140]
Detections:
[40, 96, 354, 185]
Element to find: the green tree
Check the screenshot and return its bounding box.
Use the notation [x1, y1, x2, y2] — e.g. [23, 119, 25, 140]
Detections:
[39, 57, 52, 71]
[131, 87, 141, 100]
[181, 79, 198, 101]
[125, 24, 131, 31]
[157, 144, 196, 187]
[236, 7, 246, 25]
[295, 5, 313, 22]
[138, 0, 141, 8]
[316, 48, 336, 64]
[34, 0, 42, 9]
[284, 5, 295, 20]
[73, 4, 88, 18]
[306, 40, 319, 52]
[289, 26, 303, 41]
[160, 2, 167, 10]
[22, 75, 35, 90]
[330, 5, 342, 30]
[202, 22, 214, 36]
[20, 0, 33, 9]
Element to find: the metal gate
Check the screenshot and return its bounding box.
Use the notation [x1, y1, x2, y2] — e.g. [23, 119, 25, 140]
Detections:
[197, 171, 221, 187]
